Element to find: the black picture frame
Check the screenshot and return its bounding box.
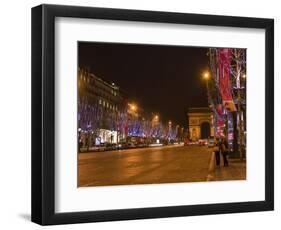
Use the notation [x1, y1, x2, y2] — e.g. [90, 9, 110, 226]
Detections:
[31, 4, 274, 225]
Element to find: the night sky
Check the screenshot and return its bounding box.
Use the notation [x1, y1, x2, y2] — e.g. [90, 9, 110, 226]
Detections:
[78, 42, 209, 128]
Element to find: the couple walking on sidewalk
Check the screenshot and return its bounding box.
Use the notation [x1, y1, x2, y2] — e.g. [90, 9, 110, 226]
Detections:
[213, 137, 228, 167]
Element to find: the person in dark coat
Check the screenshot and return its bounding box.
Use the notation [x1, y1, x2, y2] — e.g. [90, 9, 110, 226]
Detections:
[214, 138, 220, 166]
[221, 137, 229, 166]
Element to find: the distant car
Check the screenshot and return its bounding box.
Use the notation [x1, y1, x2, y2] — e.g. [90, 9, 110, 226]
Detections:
[105, 143, 117, 151]
[127, 142, 136, 148]
[162, 140, 169, 145]
[136, 143, 147, 148]
[117, 143, 126, 150]
[207, 137, 215, 148]
[198, 139, 208, 146]
[184, 139, 190, 146]
[185, 141, 197, 146]
[90, 144, 106, 152]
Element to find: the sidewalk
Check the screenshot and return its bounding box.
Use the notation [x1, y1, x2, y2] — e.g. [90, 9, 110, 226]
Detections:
[207, 152, 246, 181]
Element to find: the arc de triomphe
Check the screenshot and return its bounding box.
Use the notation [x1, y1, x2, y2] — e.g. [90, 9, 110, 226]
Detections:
[188, 107, 214, 141]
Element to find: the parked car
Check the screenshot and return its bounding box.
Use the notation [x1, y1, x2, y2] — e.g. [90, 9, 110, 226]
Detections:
[105, 143, 117, 151]
[136, 143, 147, 148]
[127, 142, 136, 148]
[117, 142, 126, 150]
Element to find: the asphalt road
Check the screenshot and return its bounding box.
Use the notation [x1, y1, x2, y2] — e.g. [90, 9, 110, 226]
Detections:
[78, 145, 213, 187]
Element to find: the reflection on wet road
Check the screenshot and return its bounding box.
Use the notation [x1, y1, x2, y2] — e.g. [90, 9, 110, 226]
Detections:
[78, 145, 212, 187]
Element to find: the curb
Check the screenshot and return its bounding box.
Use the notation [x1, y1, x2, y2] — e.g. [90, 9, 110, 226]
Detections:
[206, 151, 215, 181]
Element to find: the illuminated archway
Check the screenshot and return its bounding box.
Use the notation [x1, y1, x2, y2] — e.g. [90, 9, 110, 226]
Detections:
[188, 107, 214, 141]
[200, 121, 210, 139]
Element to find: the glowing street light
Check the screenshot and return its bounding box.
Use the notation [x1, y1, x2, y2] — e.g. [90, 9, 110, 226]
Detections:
[203, 71, 210, 80]
[131, 105, 136, 111]
[128, 103, 137, 112]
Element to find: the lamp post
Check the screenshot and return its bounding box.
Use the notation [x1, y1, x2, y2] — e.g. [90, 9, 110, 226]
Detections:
[151, 114, 159, 143]
[176, 125, 179, 142]
[203, 71, 217, 139]
[127, 102, 138, 143]
[203, 71, 210, 101]
[168, 121, 172, 142]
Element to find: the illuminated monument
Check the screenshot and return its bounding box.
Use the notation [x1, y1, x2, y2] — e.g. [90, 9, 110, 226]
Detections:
[188, 107, 214, 141]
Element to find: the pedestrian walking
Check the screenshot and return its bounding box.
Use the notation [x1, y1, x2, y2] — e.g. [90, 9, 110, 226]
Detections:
[213, 138, 220, 166]
[221, 137, 229, 166]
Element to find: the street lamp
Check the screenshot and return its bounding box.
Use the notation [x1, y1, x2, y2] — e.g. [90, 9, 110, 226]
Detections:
[203, 71, 210, 80]
[202, 71, 211, 102]
[202, 71, 210, 91]
[128, 103, 137, 112]
[131, 105, 136, 111]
